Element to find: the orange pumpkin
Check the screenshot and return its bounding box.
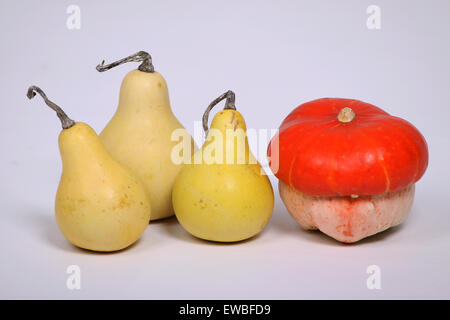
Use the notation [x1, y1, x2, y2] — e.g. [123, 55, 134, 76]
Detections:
[267, 98, 428, 242]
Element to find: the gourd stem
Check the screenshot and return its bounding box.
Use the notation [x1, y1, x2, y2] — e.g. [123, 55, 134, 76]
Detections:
[202, 90, 236, 133]
[96, 51, 154, 73]
[26, 86, 75, 129]
[337, 107, 356, 123]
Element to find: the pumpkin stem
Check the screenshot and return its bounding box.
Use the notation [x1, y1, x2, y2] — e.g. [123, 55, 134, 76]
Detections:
[337, 107, 356, 123]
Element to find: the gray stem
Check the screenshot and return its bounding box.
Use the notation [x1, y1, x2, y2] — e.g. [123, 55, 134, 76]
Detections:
[202, 90, 236, 133]
[26, 86, 75, 129]
[96, 51, 154, 73]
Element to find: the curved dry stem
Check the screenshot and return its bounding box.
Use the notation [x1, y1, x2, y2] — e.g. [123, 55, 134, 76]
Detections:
[202, 90, 236, 133]
[26, 86, 75, 129]
[96, 51, 154, 73]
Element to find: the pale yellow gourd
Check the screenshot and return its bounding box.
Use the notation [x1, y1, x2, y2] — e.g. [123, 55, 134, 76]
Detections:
[97, 51, 196, 221]
[27, 86, 151, 252]
[172, 91, 274, 242]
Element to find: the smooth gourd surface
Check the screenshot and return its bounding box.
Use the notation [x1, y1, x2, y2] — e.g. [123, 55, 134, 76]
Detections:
[100, 70, 195, 220]
[173, 110, 274, 242]
[56, 122, 151, 252]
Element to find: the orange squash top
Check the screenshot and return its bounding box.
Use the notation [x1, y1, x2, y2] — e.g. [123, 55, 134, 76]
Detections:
[267, 98, 428, 196]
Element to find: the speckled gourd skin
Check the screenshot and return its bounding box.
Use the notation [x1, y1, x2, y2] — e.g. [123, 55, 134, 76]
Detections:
[172, 109, 274, 242]
[56, 122, 151, 251]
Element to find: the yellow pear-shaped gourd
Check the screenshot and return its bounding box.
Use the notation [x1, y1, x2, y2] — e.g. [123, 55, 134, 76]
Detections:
[97, 51, 196, 221]
[27, 86, 151, 252]
[172, 91, 274, 242]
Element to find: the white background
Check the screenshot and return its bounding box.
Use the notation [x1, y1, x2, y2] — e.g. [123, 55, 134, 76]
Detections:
[0, 0, 449, 299]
